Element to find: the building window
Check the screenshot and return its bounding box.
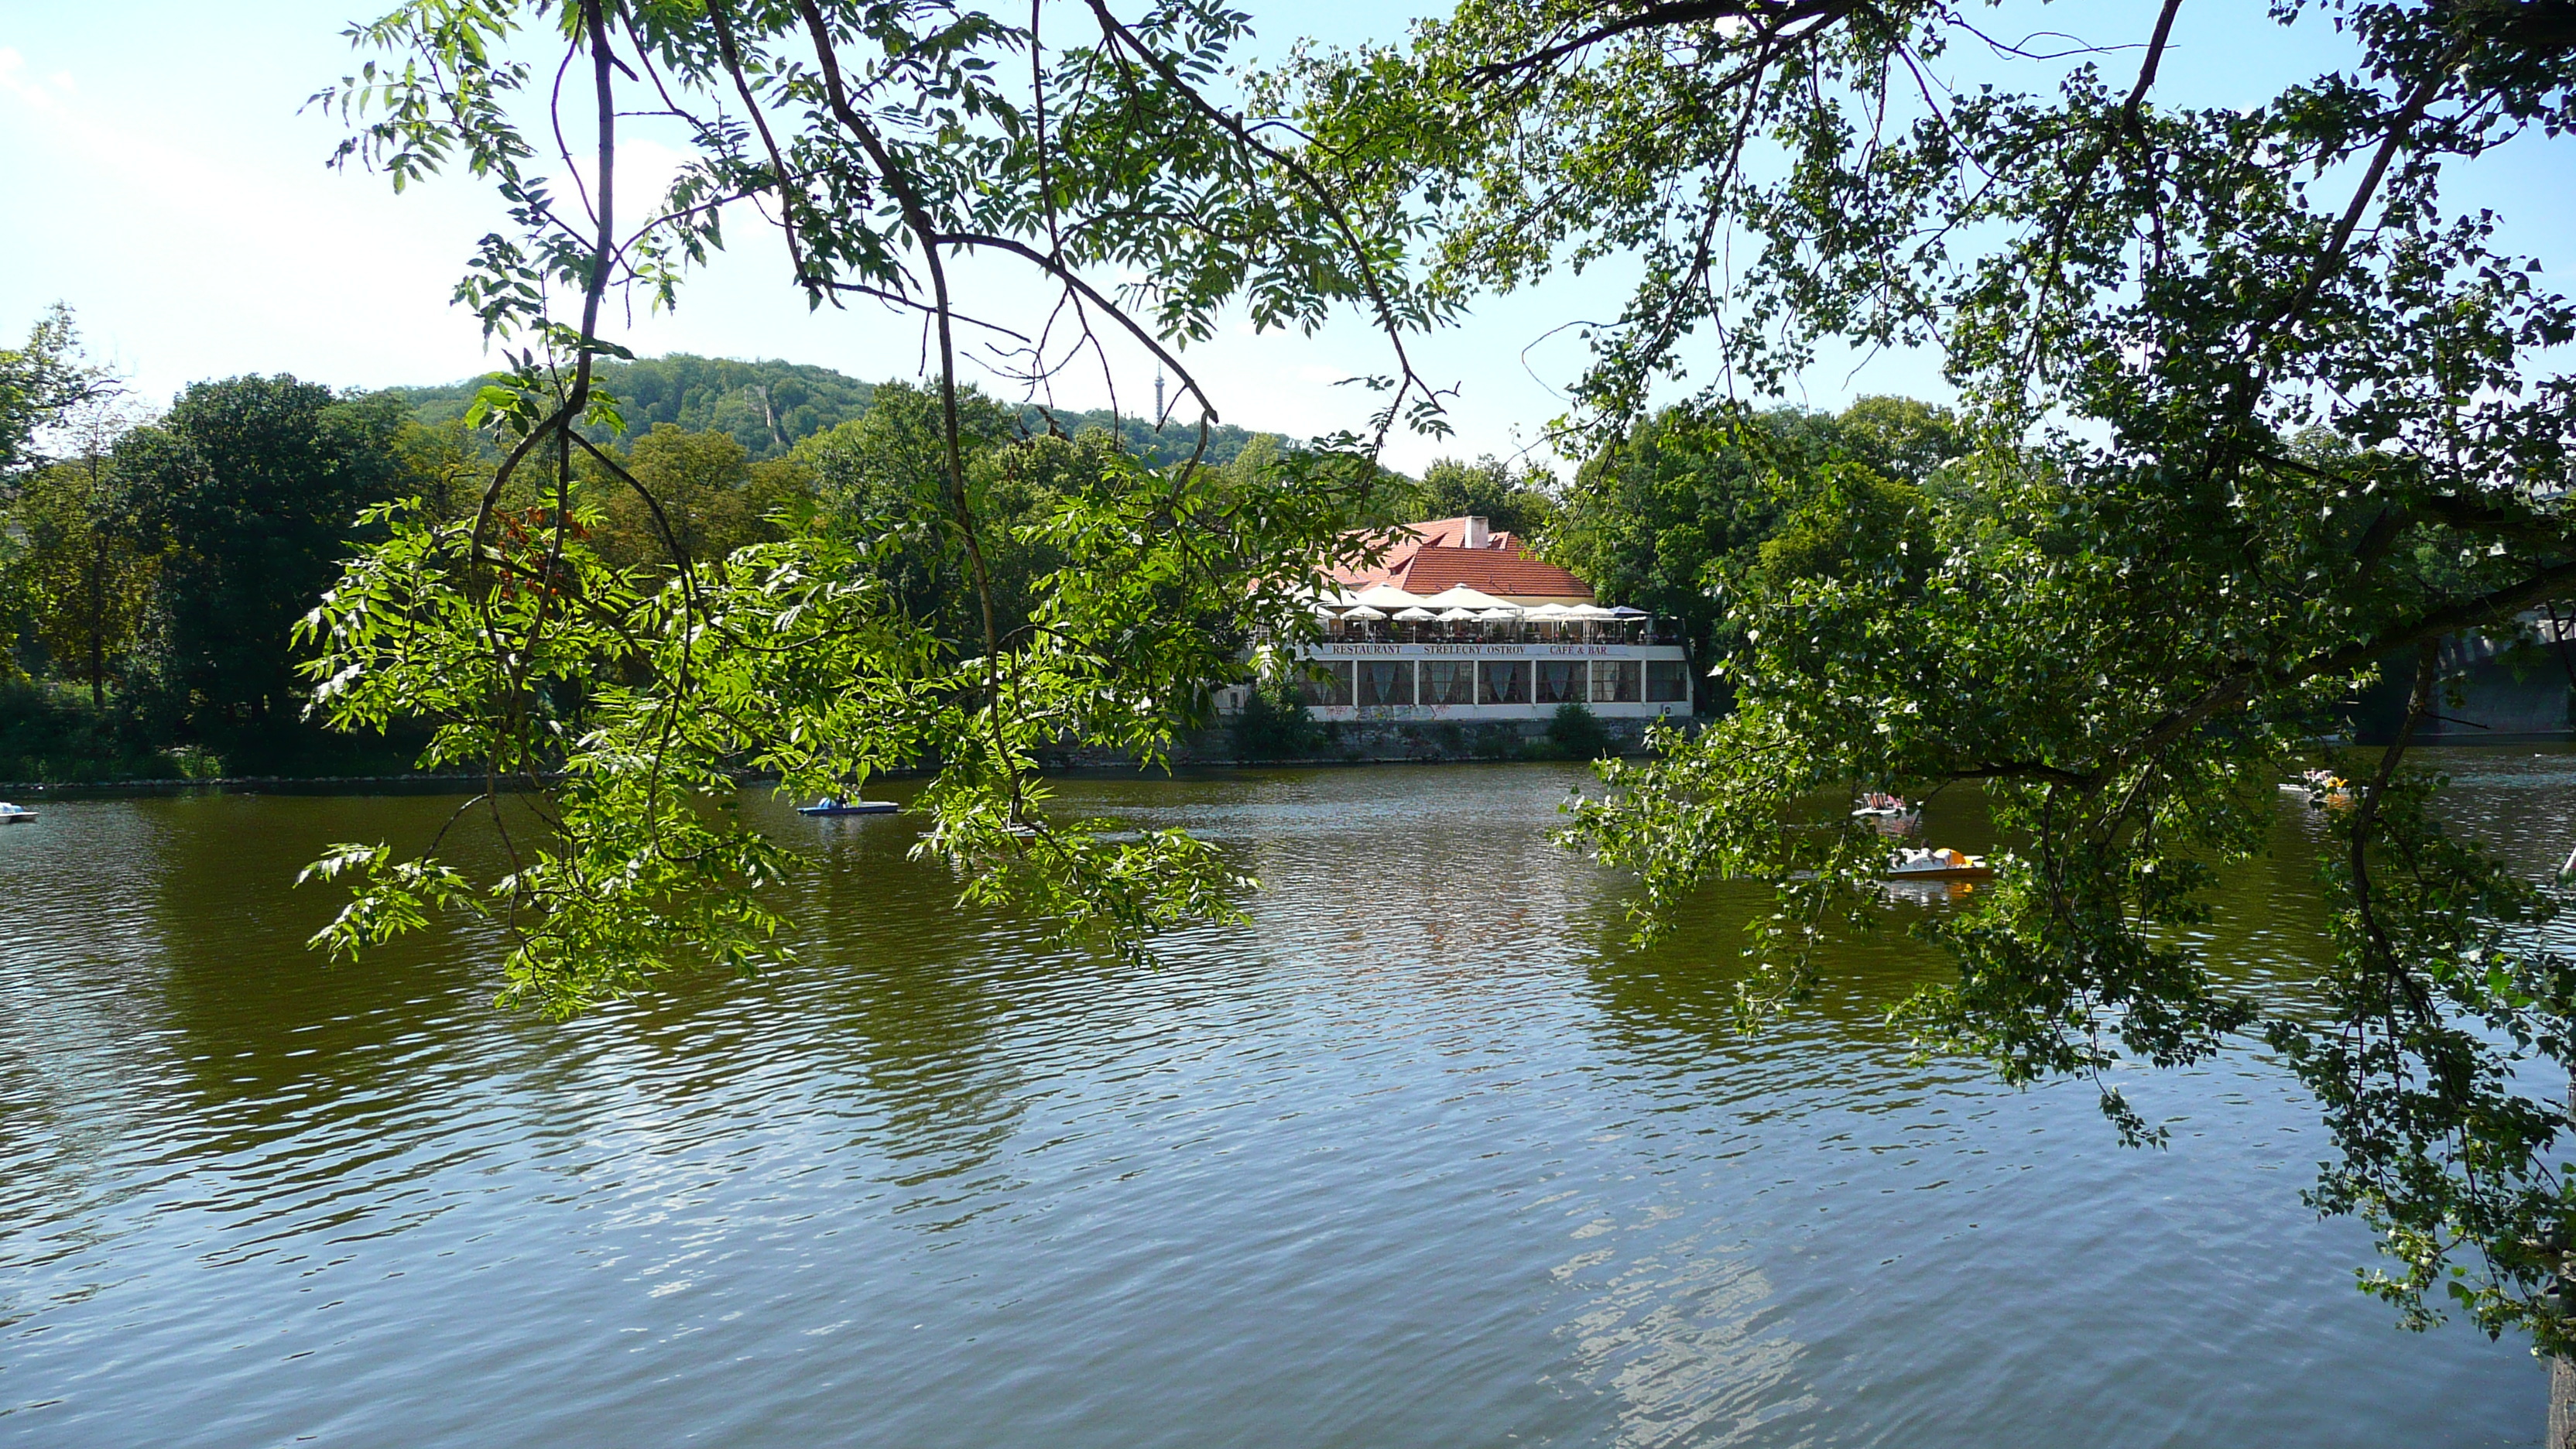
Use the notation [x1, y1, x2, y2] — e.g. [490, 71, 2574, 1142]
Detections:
[1420, 660, 1474, 706]
[1478, 659, 1530, 704]
[1535, 660, 1586, 704]
[1356, 659, 1415, 707]
[1646, 659, 1688, 704]
[1299, 659, 1355, 707]
[1592, 660, 1641, 704]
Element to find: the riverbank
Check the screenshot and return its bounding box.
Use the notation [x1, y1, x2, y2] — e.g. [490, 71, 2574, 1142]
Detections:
[0, 711, 1681, 795]
[0, 771, 502, 796]
[0, 680, 432, 789]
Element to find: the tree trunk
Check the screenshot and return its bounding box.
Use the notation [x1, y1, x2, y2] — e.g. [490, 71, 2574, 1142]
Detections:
[2559, 1079, 2576, 1448]
[87, 536, 105, 708]
[2549, 1349, 2576, 1449]
[86, 450, 108, 710]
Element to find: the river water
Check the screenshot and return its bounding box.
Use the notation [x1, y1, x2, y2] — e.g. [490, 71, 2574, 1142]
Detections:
[0, 757, 2564, 1446]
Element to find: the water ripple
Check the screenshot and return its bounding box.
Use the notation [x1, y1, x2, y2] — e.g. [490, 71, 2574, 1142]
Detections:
[0, 759, 2551, 1445]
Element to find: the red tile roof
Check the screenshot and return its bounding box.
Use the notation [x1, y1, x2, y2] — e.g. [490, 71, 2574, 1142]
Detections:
[1394, 546, 1593, 598]
[1328, 516, 1595, 602]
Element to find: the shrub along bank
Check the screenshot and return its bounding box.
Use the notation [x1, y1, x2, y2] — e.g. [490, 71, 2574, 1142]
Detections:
[0, 680, 427, 784]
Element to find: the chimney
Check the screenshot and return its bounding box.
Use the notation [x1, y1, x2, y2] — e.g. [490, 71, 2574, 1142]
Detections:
[1462, 516, 1489, 549]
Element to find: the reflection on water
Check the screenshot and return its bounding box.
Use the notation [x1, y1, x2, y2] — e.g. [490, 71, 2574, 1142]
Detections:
[0, 756, 2560, 1446]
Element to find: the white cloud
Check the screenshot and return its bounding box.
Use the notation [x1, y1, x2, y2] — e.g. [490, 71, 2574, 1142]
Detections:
[0, 48, 79, 115]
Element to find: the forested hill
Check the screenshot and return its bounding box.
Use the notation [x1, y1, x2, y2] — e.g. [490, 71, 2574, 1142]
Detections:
[392, 355, 872, 457]
[1026, 406, 1264, 468]
[390, 352, 1265, 466]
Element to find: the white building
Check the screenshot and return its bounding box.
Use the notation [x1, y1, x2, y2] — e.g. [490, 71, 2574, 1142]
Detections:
[1258, 516, 1692, 723]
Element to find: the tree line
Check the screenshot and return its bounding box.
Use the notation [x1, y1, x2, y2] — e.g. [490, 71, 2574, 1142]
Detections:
[8, 310, 1648, 780]
[393, 351, 1271, 468]
[1, 322, 433, 776]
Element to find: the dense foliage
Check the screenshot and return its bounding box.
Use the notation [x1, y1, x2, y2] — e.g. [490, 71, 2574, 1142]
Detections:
[1230, 677, 1324, 760]
[8, 443, 157, 708]
[0, 310, 849, 779]
[1283, 0, 2576, 1356]
[396, 354, 873, 458]
[115, 378, 415, 721]
[0, 321, 451, 776]
[1409, 453, 1557, 538]
[295, 0, 1426, 1010]
[579, 423, 811, 575]
[0, 323, 1338, 783]
[1550, 396, 1958, 697]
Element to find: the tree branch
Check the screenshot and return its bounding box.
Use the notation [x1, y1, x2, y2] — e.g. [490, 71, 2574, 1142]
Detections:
[1467, 0, 1862, 83]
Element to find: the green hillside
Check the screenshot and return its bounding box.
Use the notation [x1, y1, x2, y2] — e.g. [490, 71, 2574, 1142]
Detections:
[391, 352, 1265, 466]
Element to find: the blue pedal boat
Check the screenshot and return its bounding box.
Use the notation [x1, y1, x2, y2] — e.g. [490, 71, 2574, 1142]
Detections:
[796, 798, 897, 816]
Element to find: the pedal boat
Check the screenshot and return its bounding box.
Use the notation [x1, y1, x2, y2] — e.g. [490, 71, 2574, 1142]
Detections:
[1885, 846, 1992, 882]
[2277, 769, 2353, 806]
[796, 798, 898, 816]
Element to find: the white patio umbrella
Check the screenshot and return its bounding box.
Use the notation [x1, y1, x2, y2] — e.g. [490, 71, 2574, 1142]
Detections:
[1523, 603, 1572, 619]
[1348, 582, 1432, 611]
[1392, 607, 1438, 622]
[1564, 604, 1618, 620]
[1416, 584, 1516, 612]
[1341, 605, 1387, 621]
[1475, 607, 1523, 622]
[1436, 607, 1481, 622]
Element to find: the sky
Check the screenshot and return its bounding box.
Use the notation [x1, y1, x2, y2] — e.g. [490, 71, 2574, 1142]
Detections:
[3, 2, 2570, 474]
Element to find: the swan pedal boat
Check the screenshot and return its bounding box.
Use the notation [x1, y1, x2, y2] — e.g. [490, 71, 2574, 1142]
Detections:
[1885, 847, 1992, 882]
[2278, 769, 2354, 805]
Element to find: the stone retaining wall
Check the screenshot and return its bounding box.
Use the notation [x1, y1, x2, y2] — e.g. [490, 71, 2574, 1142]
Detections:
[1037, 715, 1673, 770]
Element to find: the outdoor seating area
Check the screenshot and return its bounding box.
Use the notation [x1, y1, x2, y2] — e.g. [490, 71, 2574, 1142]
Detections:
[1308, 584, 1680, 645]
[1320, 614, 1677, 645]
